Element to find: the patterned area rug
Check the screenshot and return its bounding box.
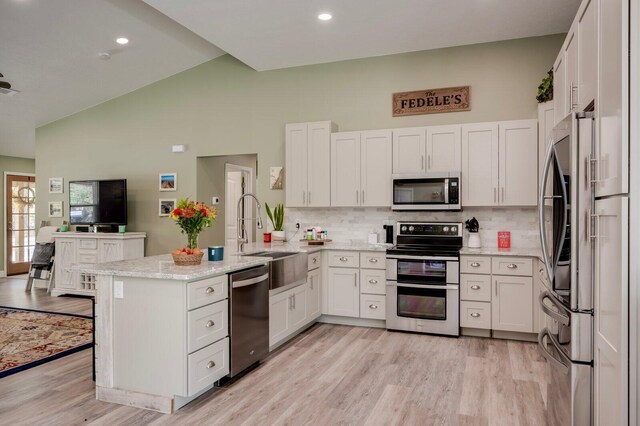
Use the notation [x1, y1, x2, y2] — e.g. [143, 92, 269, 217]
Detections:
[0, 306, 93, 378]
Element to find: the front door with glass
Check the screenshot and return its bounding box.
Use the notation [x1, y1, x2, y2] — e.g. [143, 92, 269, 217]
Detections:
[6, 175, 36, 276]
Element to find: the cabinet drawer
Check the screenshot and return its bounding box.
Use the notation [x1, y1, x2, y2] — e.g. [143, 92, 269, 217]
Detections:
[492, 257, 533, 276]
[188, 337, 229, 396]
[360, 252, 386, 269]
[187, 275, 228, 310]
[187, 300, 228, 354]
[327, 251, 359, 268]
[460, 301, 491, 329]
[308, 252, 322, 271]
[78, 253, 98, 264]
[78, 239, 98, 250]
[360, 294, 386, 320]
[460, 256, 491, 274]
[460, 274, 491, 302]
[360, 269, 386, 295]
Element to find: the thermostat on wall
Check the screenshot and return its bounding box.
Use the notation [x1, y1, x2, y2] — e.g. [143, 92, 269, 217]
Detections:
[212, 197, 219, 205]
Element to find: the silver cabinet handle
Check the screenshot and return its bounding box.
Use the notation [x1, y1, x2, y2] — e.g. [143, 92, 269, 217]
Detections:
[356, 190, 359, 204]
[507, 264, 518, 269]
[339, 257, 348, 262]
[470, 262, 480, 268]
[362, 190, 365, 204]
[292, 294, 296, 309]
[470, 285, 480, 290]
[495, 280, 498, 296]
[428, 154, 431, 170]
[501, 187, 505, 203]
[205, 320, 215, 328]
[494, 188, 496, 203]
[421, 155, 425, 170]
[310, 279, 313, 290]
[470, 312, 480, 318]
[205, 287, 215, 294]
[369, 279, 378, 284]
[206, 361, 216, 369]
[369, 258, 378, 263]
[369, 304, 378, 310]
[308, 191, 311, 205]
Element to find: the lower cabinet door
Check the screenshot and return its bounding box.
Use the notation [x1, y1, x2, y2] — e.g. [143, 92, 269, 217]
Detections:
[492, 275, 533, 332]
[327, 267, 360, 318]
[307, 269, 321, 320]
[269, 290, 291, 347]
[187, 337, 229, 396]
[360, 294, 385, 320]
[289, 285, 308, 331]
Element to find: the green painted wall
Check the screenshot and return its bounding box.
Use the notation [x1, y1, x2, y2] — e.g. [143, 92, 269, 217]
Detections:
[35, 34, 564, 255]
[1, 155, 36, 273]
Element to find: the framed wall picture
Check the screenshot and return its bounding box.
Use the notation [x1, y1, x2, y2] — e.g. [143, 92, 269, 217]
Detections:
[270, 167, 284, 190]
[49, 177, 63, 194]
[159, 173, 177, 191]
[159, 198, 176, 217]
[48, 201, 63, 218]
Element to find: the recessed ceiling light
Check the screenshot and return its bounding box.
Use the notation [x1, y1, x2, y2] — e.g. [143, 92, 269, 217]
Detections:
[318, 13, 332, 21]
[116, 37, 129, 45]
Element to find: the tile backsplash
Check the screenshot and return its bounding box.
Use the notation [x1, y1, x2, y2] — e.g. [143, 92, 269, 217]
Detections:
[284, 207, 540, 249]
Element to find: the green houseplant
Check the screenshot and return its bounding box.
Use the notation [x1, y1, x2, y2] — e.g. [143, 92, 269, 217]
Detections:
[265, 203, 285, 241]
[536, 69, 554, 103]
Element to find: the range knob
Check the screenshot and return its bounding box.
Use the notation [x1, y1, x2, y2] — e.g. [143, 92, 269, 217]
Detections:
[443, 226, 449, 232]
[451, 226, 457, 232]
[401, 226, 407, 232]
[408, 226, 415, 232]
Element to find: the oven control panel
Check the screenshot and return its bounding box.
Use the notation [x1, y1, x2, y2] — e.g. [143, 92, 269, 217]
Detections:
[397, 222, 462, 237]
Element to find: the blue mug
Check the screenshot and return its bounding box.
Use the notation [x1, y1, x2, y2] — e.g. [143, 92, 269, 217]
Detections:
[208, 246, 224, 261]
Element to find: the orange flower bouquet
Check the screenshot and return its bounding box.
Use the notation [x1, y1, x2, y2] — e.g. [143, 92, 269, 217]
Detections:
[169, 199, 217, 264]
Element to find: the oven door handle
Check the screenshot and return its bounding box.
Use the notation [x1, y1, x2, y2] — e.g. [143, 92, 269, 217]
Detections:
[395, 282, 459, 291]
[386, 255, 459, 261]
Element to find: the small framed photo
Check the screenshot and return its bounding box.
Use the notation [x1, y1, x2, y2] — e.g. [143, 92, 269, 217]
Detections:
[159, 173, 177, 191]
[49, 177, 63, 194]
[159, 198, 176, 217]
[48, 201, 63, 218]
[270, 167, 283, 190]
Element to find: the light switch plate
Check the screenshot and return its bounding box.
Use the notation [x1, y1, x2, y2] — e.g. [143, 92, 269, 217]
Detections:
[114, 280, 124, 299]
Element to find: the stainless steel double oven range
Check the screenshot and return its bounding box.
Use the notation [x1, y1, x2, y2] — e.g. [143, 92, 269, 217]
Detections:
[386, 222, 462, 337]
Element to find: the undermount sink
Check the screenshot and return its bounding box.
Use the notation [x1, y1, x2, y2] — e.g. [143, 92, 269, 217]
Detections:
[241, 251, 307, 290]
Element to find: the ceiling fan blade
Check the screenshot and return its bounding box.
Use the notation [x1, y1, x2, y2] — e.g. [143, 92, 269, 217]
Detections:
[0, 81, 11, 90]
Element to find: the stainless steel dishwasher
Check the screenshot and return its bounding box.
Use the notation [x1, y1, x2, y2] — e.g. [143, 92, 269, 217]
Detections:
[229, 265, 269, 377]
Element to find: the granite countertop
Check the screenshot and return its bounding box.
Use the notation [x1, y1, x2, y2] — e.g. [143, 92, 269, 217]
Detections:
[232, 240, 391, 255]
[73, 254, 270, 281]
[460, 246, 543, 260]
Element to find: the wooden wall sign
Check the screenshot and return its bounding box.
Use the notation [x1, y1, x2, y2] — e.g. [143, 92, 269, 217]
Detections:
[392, 86, 470, 117]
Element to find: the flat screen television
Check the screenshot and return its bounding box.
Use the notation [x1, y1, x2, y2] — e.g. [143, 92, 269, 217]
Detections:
[69, 179, 127, 225]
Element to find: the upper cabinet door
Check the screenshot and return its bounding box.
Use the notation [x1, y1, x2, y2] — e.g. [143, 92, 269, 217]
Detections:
[578, 0, 598, 111]
[426, 125, 462, 172]
[361, 130, 392, 207]
[553, 53, 566, 126]
[596, 0, 628, 197]
[392, 127, 426, 174]
[461, 123, 499, 206]
[285, 123, 308, 207]
[499, 120, 538, 206]
[564, 22, 579, 114]
[307, 121, 334, 207]
[331, 132, 362, 207]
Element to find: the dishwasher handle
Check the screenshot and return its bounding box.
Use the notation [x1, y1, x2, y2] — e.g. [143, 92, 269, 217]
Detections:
[232, 273, 269, 289]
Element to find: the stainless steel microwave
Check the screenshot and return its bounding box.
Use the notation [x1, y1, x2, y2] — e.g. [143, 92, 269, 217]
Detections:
[391, 172, 461, 211]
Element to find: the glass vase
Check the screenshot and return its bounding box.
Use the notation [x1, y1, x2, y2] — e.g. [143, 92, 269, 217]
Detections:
[187, 233, 199, 250]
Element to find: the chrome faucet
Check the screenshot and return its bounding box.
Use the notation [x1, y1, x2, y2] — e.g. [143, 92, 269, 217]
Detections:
[237, 193, 264, 252]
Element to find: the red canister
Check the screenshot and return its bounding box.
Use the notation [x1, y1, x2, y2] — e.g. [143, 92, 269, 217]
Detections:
[498, 231, 511, 249]
[263, 232, 272, 243]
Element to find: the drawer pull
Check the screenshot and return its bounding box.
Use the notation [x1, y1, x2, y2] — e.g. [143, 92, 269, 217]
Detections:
[206, 361, 216, 369]
[470, 312, 481, 318]
[339, 257, 348, 262]
[369, 304, 379, 310]
[369, 279, 378, 284]
[507, 264, 518, 269]
[470, 285, 481, 290]
[470, 262, 481, 267]
[205, 320, 215, 328]
[369, 258, 378, 263]
[205, 287, 215, 294]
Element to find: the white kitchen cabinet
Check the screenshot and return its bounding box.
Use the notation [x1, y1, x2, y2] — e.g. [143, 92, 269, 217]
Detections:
[426, 125, 461, 172]
[307, 268, 321, 321]
[392, 127, 425, 173]
[499, 120, 538, 206]
[594, 196, 628, 425]
[578, 0, 598, 111]
[538, 101, 554, 199]
[564, 22, 579, 114]
[330, 132, 361, 207]
[327, 267, 360, 318]
[289, 284, 308, 331]
[285, 121, 337, 207]
[360, 130, 392, 206]
[461, 122, 499, 206]
[269, 290, 291, 347]
[553, 53, 567, 126]
[491, 275, 534, 333]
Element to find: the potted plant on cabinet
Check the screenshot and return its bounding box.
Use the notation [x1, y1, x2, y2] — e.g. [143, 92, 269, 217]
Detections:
[265, 203, 285, 241]
[170, 198, 217, 265]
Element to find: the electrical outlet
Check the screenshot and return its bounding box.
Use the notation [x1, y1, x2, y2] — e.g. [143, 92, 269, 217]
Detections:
[295, 222, 301, 229]
[114, 280, 124, 299]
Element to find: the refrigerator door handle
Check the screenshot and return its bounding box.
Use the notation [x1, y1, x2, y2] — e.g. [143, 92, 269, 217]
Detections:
[553, 152, 569, 275]
[538, 328, 570, 375]
[539, 291, 570, 326]
[539, 139, 555, 281]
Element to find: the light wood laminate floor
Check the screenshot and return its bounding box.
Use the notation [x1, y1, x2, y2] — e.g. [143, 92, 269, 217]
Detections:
[0, 277, 549, 425]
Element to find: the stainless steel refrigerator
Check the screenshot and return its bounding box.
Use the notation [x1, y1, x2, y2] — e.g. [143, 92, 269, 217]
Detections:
[538, 112, 594, 425]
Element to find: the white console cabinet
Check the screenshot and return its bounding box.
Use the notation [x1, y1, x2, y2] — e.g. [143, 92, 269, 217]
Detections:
[52, 232, 146, 297]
